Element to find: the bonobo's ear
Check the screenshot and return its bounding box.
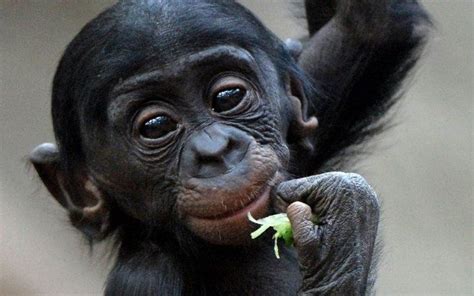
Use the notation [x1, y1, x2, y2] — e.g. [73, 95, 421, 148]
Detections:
[284, 38, 303, 61]
[286, 76, 318, 151]
[30, 143, 110, 240]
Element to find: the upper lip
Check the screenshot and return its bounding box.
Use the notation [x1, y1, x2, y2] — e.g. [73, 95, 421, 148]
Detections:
[195, 184, 270, 220]
[179, 167, 281, 219]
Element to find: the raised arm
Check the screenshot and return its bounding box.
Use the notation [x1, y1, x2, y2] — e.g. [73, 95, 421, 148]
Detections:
[299, 0, 431, 171]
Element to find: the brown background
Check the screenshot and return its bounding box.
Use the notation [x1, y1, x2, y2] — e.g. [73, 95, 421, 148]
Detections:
[1, 1, 472, 295]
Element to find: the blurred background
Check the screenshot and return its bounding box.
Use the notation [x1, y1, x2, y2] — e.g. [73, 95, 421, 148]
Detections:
[0, 1, 472, 295]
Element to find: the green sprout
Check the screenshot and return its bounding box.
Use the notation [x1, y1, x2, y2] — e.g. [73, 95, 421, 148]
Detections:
[247, 212, 294, 259]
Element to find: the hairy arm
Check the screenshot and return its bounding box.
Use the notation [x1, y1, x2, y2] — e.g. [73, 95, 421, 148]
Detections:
[300, 0, 431, 170]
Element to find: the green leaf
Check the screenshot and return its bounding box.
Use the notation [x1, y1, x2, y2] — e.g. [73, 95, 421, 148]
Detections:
[250, 224, 272, 239]
[247, 212, 293, 259]
[274, 223, 293, 246]
[273, 232, 281, 259]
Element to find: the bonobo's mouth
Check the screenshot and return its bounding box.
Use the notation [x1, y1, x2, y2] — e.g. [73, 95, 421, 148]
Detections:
[178, 166, 282, 245]
[184, 184, 272, 245]
[188, 184, 271, 221]
[176, 141, 285, 245]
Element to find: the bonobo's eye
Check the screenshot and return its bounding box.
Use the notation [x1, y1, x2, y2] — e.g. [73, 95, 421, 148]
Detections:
[209, 76, 250, 113]
[140, 115, 177, 139]
[135, 108, 179, 141]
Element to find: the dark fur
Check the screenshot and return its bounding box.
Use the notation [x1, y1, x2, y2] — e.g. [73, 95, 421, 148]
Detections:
[41, 0, 430, 294]
[299, 0, 431, 173]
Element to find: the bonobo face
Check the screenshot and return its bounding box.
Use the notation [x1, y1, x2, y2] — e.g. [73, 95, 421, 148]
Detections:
[83, 45, 291, 245]
[30, 1, 317, 246]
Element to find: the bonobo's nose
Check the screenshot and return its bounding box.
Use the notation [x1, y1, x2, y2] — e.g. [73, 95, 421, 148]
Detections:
[180, 123, 251, 179]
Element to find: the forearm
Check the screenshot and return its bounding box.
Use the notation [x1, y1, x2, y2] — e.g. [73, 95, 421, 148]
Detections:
[300, 0, 431, 95]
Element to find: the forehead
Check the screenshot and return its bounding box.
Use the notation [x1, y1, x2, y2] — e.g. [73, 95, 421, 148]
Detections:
[108, 0, 268, 61]
[76, 0, 274, 93]
[111, 45, 256, 96]
[74, 0, 283, 121]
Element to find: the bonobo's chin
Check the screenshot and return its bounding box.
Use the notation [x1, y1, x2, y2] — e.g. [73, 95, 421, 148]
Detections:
[185, 185, 272, 246]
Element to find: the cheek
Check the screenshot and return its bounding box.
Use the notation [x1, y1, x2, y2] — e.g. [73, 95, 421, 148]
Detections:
[88, 148, 181, 223]
[99, 173, 180, 224]
[254, 103, 291, 167]
[272, 141, 291, 169]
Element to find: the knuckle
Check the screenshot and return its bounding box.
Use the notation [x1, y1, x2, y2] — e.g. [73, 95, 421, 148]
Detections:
[346, 172, 367, 185]
[317, 171, 347, 184]
[318, 172, 358, 191]
[276, 178, 310, 201]
[306, 173, 344, 197]
[275, 182, 290, 198]
[276, 181, 294, 197]
[346, 173, 380, 212]
[342, 172, 367, 189]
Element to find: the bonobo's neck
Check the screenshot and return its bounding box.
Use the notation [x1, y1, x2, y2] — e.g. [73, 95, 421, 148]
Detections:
[105, 232, 301, 296]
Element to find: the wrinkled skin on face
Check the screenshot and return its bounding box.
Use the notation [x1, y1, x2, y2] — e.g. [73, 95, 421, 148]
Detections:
[81, 45, 298, 245]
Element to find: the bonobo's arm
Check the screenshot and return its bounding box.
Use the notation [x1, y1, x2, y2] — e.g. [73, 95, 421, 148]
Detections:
[276, 173, 379, 295]
[300, 0, 431, 170]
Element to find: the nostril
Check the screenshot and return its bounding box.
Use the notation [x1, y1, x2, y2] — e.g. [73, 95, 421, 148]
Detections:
[180, 124, 253, 179]
[224, 138, 235, 154]
[193, 139, 247, 178]
[223, 138, 248, 165]
[197, 153, 223, 164]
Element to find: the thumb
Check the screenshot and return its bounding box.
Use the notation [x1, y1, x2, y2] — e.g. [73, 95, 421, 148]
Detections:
[287, 202, 319, 253]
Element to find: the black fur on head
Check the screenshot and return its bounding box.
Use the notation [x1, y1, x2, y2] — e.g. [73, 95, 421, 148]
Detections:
[50, 0, 315, 243]
[52, 0, 313, 176]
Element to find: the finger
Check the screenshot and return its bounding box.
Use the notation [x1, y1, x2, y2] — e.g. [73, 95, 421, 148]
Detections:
[286, 202, 319, 253]
[270, 192, 290, 213]
[274, 178, 311, 204]
[277, 173, 349, 211]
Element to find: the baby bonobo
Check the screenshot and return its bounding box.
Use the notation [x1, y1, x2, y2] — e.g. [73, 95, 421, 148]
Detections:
[30, 0, 430, 295]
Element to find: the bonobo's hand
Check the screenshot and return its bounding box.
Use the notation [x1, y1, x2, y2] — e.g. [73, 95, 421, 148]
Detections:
[275, 172, 379, 295]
